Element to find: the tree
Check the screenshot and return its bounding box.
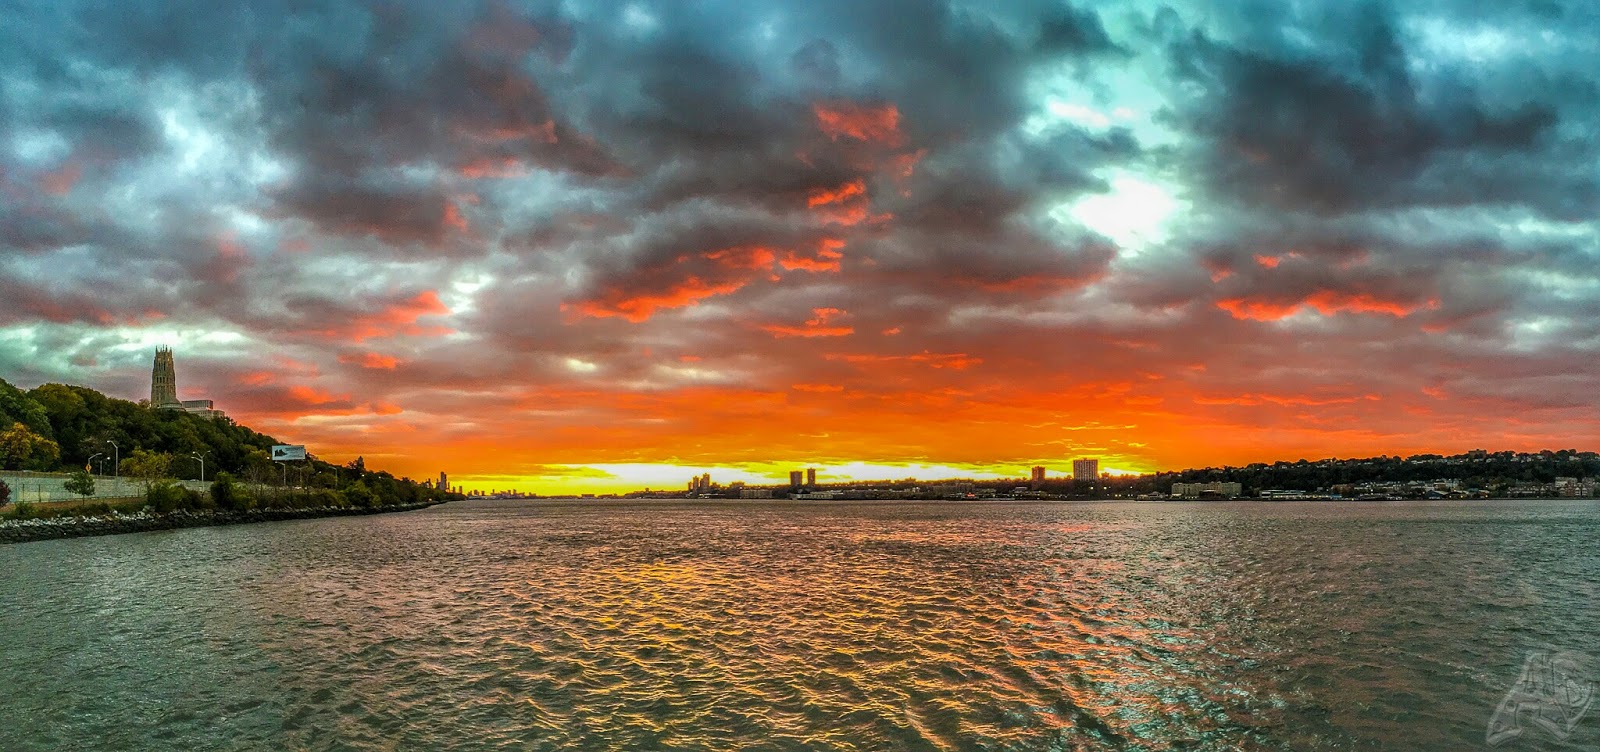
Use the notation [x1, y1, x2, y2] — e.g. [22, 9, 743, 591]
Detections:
[344, 480, 378, 508]
[0, 421, 61, 471]
[64, 468, 95, 497]
[0, 478, 10, 506]
[0, 379, 52, 438]
[210, 472, 251, 511]
[121, 449, 173, 492]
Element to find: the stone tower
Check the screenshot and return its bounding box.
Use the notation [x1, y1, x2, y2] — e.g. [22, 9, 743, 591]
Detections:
[151, 347, 180, 409]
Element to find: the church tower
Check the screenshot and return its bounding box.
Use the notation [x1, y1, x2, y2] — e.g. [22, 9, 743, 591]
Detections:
[151, 347, 180, 409]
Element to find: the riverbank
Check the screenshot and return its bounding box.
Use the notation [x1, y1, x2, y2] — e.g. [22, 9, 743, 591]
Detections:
[0, 501, 446, 545]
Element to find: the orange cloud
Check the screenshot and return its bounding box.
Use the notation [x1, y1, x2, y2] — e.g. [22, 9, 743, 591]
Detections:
[1217, 291, 1430, 321]
[763, 307, 854, 338]
[567, 277, 747, 322]
[339, 352, 402, 370]
[778, 238, 846, 273]
[807, 179, 866, 207]
[830, 351, 982, 370]
[302, 291, 452, 342]
[814, 101, 903, 147]
[240, 371, 277, 386]
[444, 202, 470, 233]
[889, 149, 927, 180]
[287, 385, 345, 406]
[792, 383, 845, 393]
[1193, 393, 1382, 407]
[706, 245, 778, 270]
[458, 157, 530, 179]
[1253, 254, 1281, 268]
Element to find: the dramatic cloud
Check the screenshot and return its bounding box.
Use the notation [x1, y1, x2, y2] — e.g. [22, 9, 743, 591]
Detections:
[3, 0, 1598, 492]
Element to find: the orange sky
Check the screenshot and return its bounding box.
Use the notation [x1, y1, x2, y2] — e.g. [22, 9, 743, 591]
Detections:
[5, 2, 1598, 495]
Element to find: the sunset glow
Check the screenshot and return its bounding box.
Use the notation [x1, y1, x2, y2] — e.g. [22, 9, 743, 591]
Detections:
[4, 1, 1598, 495]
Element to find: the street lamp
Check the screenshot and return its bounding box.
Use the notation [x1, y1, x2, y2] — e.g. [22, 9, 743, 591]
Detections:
[107, 441, 119, 480]
[190, 452, 207, 483]
[88, 452, 104, 477]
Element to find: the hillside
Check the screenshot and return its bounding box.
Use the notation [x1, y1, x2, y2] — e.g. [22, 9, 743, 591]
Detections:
[0, 377, 448, 507]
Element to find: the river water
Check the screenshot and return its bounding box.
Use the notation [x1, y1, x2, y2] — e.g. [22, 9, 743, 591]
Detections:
[1, 499, 1595, 750]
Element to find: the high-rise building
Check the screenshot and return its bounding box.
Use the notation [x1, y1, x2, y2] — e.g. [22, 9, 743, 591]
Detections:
[789, 470, 804, 488]
[439, 472, 448, 493]
[149, 347, 225, 418]
[1073, 458, 1099, 482]
[1031, 466, 1046, 483]
[151, 347, 180, 408]
[806, 468, 817, 486]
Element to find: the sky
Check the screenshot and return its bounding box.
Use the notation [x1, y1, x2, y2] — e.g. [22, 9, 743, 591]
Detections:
[2, 0, 1598, 494]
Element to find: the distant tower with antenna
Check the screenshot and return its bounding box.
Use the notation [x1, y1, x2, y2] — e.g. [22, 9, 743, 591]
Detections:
[147, 348, 225, 419]
[151, 347, 181, 409]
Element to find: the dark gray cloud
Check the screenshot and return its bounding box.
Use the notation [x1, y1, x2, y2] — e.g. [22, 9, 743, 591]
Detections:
[3, 0, 1600, 474]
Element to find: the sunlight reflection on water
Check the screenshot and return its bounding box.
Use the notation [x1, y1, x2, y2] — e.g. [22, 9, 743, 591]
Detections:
[2, 500, 1597, 750]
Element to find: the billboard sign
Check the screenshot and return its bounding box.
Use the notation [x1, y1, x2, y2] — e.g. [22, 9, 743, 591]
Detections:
[271, 445, 307, 462]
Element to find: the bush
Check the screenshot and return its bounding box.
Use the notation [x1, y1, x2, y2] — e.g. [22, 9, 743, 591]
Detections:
[147, 482, 201, 514]
[64, 469, 95, 497]
[0, 478, 9, 506]
[344, 480, 378, 509]
[308, 488, 346, 508]
[210, 472, 243, 510]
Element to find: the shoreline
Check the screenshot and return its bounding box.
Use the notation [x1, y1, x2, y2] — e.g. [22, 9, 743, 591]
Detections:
[0, 501, 447, 546]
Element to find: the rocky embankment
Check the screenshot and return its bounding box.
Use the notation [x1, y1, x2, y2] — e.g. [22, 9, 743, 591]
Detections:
[0, 502, 443, 545]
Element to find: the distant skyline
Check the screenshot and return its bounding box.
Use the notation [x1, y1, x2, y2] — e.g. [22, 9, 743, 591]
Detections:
[4, 1, 1598, 495]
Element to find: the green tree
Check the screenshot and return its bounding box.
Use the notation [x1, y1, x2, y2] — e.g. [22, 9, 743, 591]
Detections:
[146, 481, 191, 514]
[0, 421, 61, 471]
[121, 449, 173, 492]
[344, 480, 378, 508]
[210, 472, 245, 510]
[0, 379, 53, 438]
[0, 478, 10, 506]
[64, 468, 96, 497]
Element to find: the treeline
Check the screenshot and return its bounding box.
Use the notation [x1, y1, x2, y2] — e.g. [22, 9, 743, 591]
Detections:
[1130, 450, 1600, 494]
[0, 377, 462, 515]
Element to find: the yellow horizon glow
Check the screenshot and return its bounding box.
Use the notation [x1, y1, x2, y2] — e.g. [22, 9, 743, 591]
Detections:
[446, 460, 1147, 495]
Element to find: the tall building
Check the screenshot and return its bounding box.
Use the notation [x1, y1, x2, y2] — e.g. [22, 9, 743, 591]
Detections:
[151, 347, 180, 408]
[439, 472, 448, 493]
[789, 470, 804, 488]
[149, 348, 225, 418]
[1073, 458, 1099, 482]
[806, 468, 817, 486]
[1031, 466, 1046, 483]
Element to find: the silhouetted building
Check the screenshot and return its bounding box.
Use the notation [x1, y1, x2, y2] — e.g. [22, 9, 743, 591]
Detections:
[151, 347, 180, 408]
[150, 348, 225, 418]
[439, 472, 448, 493]
[1073, 458, 1099, 482]
[806, 468, 817, 486]
[789, 470, 804, 488]
[1031, 466, 1046, 483]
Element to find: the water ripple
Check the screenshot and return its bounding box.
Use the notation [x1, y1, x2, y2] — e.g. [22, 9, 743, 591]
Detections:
[2, 500, 1598, 750]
